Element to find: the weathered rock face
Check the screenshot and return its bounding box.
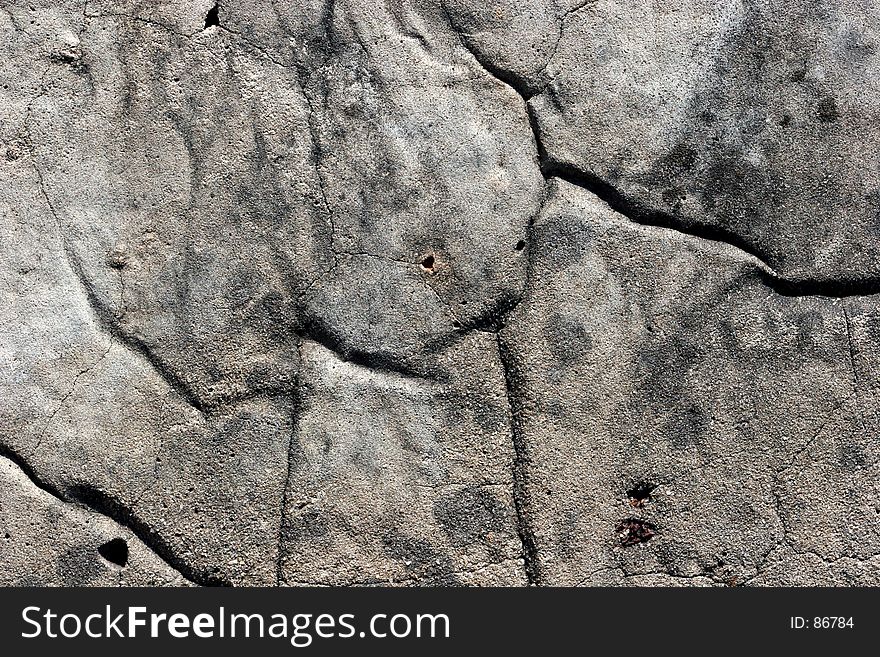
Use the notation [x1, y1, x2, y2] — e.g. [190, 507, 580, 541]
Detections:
[1, 0, 878, 586]
[501, 180, 880, 585]
[461, 0, 880, 284]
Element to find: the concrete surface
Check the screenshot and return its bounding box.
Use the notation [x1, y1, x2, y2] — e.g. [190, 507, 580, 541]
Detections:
[1, 0, 877, 586]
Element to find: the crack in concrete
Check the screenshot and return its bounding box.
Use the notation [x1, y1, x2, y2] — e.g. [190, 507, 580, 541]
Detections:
[0, 448, 216, 586]
[84, 11, 198, 39]
[496, 332, 542, 586]
[28, 338, 113, 459]
[19, 2, 874, 587]
[22, 87, 217, 415]
[441, 19, 880, 587]
[445, 17, 880, 299]
[275, 370, 300, 587]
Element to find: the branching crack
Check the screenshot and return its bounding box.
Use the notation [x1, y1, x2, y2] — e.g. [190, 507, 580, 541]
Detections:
[446, 18, 880, 299]
[29, 338, 113, 458]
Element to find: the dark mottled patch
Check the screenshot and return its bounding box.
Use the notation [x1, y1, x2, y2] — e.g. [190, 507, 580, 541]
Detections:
[284, 508, 330, 542]
[58, 544, 102, 585]
[652, 539, 699, 576]
[626, 306, 716, 458]
[665, 403, 710, 449]
[438, 390, 501, 437]
[252, 290, 298, 339]
[433, 487, 508, 549]
[531, 213, 593, 268]
[554, 509, 579, 560]
[794, 310, 824, 350]
[817, 94, 840, 123]
[381, 531, 461, 585]
[661, 186, 688, 210]
[658, 143, 698, 174]
[321, 432, 333, 458]
[838, 441, 866, 471]
[470, 400, 507, 433]
[545, 313, 593, 366]
[863, 312, 880, 345]
[816, 95, 840, 123]
[699, 146, 773, 221]
[646, 143, 699, 211]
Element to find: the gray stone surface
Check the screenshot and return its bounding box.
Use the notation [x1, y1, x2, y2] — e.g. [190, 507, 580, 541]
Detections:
[0, 456, 189, 585]
[1, 0, 878, 586]
[500, 180, 879, 585]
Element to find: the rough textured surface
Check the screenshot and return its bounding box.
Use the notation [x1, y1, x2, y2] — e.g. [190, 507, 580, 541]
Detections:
[1, 0, 878, 586]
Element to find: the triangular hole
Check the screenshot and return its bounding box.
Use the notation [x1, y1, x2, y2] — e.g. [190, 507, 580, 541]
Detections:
[98, 537, 129, 567]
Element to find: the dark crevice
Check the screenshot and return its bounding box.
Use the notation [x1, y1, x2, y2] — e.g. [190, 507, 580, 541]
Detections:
[496, 333, 543, 585]
[65, 263, 210, 414]
[274, 388, 301, 587]
[440, 0, 543, 99]
[57, 229, 294, 415]
[447, 23, 880, 300]
[454, 288, 526, 334]
[98, 537, 129, 567]
[755, 269, 880, 298]
[626, 482, 657, 508]
[543, 160, 880, 298]
[462, 40, 542, 99]
[295, 317, 430, 380]
[30, 163, 212, 416]
[542, 159, 773, 266]
[204, 3, 219, 29]
[67, 482, 230, 585]
[0, 446, 228, 586]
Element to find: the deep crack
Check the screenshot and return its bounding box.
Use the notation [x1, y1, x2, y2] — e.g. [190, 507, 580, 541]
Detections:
[445, 19, 880, 299]
[496, 333, 542, 586]
[0, 448, 226, 586]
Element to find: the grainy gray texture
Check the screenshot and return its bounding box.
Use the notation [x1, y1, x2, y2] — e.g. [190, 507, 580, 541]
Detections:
[1, 0, 878, 586]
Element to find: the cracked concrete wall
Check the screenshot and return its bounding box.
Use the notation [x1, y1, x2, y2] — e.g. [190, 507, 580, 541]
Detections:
[1, 0, 878, 586]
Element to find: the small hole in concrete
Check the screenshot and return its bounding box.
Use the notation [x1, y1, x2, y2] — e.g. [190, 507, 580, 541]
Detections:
[616, 518, 657, 547]
[420, 254, 435, 270]
[204, 3, 219, 28]
[627, 482, 656, 508]
[515, 240, 526, 251]
[3, 532, 9, 539]
[98, 538, 129, 567]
